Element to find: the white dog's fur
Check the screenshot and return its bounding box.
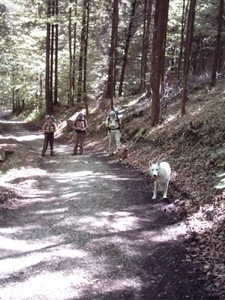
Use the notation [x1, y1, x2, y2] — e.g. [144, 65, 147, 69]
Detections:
[149, 161, 171, 199]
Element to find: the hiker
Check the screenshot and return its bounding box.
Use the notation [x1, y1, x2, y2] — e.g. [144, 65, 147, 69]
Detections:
[41, 115, 57, 157]
[105, 110, 122, 156]
[72, 112, 88, 155]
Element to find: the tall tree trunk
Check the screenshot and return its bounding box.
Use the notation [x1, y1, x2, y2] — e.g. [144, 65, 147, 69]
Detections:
[45, 2, 52, 114]
[45, 0, 58, 114]
[106, 0, 119, 110]
[178, 0, 188, 73]
[39, 74, 43, 109]
[181, 0, 196, 115]
[83, 0, 90, 115]
[210, 0, 224, 87]
[77, 0, 87, 102]
[72, 3, 77, 106]
[68, 1, 72, 106]
[54, 0, 59, 106]
[50, 24, 54, 104]
[118, 0, 137, 97]
[150, 0, 169, 126]
[139, 0, 152, 93]
[68, 0, 77, 107]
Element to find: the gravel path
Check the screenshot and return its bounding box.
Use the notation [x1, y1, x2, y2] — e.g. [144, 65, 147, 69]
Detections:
[0, 119, 209, 300]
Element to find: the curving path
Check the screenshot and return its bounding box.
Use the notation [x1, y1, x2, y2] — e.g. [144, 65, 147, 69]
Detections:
[0, 117, 208, 300]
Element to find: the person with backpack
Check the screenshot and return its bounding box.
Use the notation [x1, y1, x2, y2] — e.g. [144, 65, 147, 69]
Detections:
[72, 112, 88, 155]
[41, 115, 57, 157]
[105, 110, 122, 156]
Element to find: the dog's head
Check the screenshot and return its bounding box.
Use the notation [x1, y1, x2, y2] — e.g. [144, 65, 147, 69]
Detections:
[149, 161, 160, 181]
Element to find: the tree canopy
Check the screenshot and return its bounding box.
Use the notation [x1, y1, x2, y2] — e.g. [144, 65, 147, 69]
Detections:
[0, 0, 224, 120]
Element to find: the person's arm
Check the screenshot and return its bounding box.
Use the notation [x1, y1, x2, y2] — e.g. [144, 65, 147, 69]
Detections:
[42, 123, 47, 132]
[105, 117, 111, 129]
[83, 120, 88, 130]
[119, 119, 123, 131]
[72, 121, 77, 130]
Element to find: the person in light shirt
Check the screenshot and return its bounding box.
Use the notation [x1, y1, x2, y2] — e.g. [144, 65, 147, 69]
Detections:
[105, 111, 122, 156]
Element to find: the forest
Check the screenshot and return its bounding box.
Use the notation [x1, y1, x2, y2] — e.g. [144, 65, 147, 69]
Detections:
[0, 1, 225, 299]
[0, 0, 224, 123]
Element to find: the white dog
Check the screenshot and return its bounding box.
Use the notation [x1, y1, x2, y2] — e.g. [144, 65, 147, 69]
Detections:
[149, 161, 171, 199]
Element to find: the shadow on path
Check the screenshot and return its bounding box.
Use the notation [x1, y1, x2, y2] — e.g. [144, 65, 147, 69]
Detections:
[0, 120, 210, 300]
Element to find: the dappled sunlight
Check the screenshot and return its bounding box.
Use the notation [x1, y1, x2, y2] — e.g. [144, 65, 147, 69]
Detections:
[72, 211, 142, 234]
[0, 267, 143, 300]
[0, 132, 42, 143]
[0, 168, 47, 182]
[36, 207, 69, 215]
[140, 223, 188, 243]
[0, 245, 91, 299]
[54, 143, 72, 154]
[53, 170, 138, 183]
[0, 211, 149, 299]
[185, 208, 216, 233]
[166, 113, 177, 123]
[0, 234, 51, 253]
[0, 120, 26, 125]
[1, 119, 207, 300]
[83, 277, 143, 296]
[54, 170, 96, 181]
[16, 134, 43, 142]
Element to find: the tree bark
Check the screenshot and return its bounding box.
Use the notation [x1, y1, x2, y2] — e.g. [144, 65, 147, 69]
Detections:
[83, 0, 90, 115]
[150, 0, 169, 126]
[54, 0, 59, 106]
[68, 0, 77, 107]
[178, 0, 188, 73]
[118, 0, 137, 97]
[139, 0, 152, 93]
[210, 0, 224, 87]
[45, 0, 59, 114]
[106, 0, 119, 110]
[45, 2, 52, 114]
[77, 0, 88, 103]
[181, 0, 196, 115]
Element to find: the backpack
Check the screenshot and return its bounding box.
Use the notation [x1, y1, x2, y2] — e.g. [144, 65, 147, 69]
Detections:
[107, 110, 120, 123]
[107, 110, 122, 132]
[74, 113, 87, 130]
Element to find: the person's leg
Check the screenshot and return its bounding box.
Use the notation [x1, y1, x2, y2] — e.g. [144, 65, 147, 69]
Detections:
[79, 132, 85, 154]
[41, 133, 48, 156]
[49, 133, 55, 155]
[73, 132, 79, 155]
[115, 131, 121, 151]
[108, 132, 114, 155]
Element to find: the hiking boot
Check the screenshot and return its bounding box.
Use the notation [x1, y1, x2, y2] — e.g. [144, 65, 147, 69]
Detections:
[72, 152, 77, 156]
[41, 152, 45, 157]
[51, 151, 55, 156]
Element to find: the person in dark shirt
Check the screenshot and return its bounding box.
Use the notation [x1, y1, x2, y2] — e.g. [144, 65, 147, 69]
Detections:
[72, 113, 88, 155]
[41, 115, 57, 157]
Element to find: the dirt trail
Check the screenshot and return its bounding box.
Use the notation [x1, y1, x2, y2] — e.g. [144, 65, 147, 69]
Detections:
[0, 119, 209, 300]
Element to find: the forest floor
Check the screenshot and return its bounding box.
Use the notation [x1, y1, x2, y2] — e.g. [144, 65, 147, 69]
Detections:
[0, 82, 225, 300]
